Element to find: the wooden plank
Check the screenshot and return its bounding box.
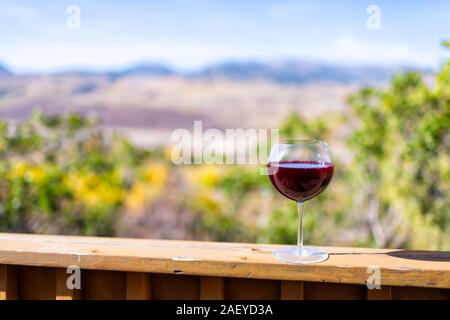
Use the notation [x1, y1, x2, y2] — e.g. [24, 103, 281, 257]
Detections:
[0, 265, 17, 300]
[82, 270, 126, 300]
[56, 268, 82, 300]
[0, 233, 448, 289]
[391, 286, 450, 300]
[280, 281, 304, 300]
[151, 274, 199, 300]
[18, 266, 55, 300]
[304, 282, 366, 300]
[200, 277, 224, 300]
[225, 278, 280, 300]
[367, 286, 392, 300]
[126, 272, 151, 300]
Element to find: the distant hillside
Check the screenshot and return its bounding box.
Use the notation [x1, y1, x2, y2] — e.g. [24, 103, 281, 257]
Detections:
[104, 60, 420, 85]
[7, 60, 423, 84]
[110, 63, 174, 77]
[193, 61, 410, 85]
[55, 64, 174, 78]
[0, 58, 429, 148]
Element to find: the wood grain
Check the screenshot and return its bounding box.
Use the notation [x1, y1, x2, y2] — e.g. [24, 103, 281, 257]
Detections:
[304, 282, 366, 300]
[18, 266, 55, 300]
[225, 278, 280, 300]
[151, 274, 199, 300]
[391, 286, 450, 300]
[56, 268, 82, 300]
[126, 272, 151, 300]
[200, 276, 224, 300]
[0, 233, 448, 289]
[0, 264, 17, 300]
[82, 270, 126, 300]
[366, 286, 392, 300]
[281, 281, 304, 300]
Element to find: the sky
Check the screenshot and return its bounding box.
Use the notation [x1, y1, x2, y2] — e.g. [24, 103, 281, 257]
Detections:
[0, 0, 449, 73]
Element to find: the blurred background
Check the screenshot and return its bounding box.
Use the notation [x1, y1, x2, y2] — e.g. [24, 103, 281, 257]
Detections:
[0, 0, 448, 249]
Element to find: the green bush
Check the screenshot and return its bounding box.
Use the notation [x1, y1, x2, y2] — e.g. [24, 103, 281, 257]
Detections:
[0, 111, 157, 236]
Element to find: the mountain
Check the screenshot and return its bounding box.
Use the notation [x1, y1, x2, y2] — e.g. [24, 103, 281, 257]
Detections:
[110, 63, 174, 77]
[54, 63, 174, 78]
[193, 60, 406, 85]
[53, 60, 412, 84]
[5, 60, 423, 84]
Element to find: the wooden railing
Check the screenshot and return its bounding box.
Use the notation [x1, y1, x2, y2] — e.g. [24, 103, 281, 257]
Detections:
[0, 233, 449, 300]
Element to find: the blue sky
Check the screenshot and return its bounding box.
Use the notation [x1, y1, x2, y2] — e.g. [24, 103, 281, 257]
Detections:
[1, 0, 449, 73]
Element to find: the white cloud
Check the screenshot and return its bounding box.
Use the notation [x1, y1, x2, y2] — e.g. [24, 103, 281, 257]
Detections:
[331, 35, 437, 67]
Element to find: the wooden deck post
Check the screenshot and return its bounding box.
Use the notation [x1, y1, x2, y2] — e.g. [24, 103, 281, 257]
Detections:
[56, 268, 82, 300]
[281, 281, 304, 300]
[126, 272, 151, 300]
[200, 277, 225, 300]
[0, 264, 18, 300]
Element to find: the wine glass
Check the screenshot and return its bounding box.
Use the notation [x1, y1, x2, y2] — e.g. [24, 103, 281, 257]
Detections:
[267, 139, 334, 264]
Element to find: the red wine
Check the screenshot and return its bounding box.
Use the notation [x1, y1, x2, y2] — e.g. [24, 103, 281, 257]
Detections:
[268, 161, 334, 202]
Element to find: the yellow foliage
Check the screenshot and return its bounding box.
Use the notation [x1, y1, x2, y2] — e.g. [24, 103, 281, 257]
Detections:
[125, 164, 168, 210]
[163, 146, 173, 161]
[191, 192, 222, 216]
[143, 163, 168, 186]
[66, 172, 124, 208]
[11, 161, 28, 178]
[9, 161, 46, 184]
[126, 182, 159, 210]
[186, 165, 222, 189]
[25, 167, 46, 184]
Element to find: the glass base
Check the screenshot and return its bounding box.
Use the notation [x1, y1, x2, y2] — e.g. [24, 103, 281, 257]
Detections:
[273, 246, 328, 264]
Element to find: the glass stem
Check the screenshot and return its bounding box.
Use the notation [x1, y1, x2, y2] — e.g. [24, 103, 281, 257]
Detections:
[297, 201, 305, 255]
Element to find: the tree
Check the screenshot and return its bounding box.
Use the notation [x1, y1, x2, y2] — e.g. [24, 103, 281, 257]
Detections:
[347, 48, 450, 249]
